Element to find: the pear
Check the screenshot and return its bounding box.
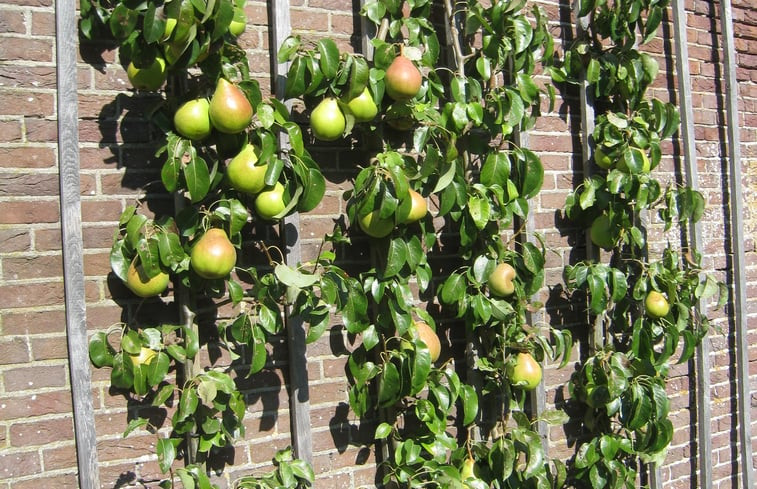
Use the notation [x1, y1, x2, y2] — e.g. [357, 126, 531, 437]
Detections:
[209, 78, 253, 134]
[310, 98, 346, 141]
[227, 143, 268, 194]
[346, 88, 378, 122]
[385, 55, 422, 101]
[174, 98, 211, 140]
[190, 228, 237, 279]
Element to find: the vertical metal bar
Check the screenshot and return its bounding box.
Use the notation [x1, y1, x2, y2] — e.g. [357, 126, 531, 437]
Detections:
[718, 1, 755, 488]
[671, 0, 712, 487]
[56, 0, 100, 487]
[269, 0, 313, 464]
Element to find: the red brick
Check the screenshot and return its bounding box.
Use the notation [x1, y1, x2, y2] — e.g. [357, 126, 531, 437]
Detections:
[1, 309, 66, 335]
[0, 92, 54, 117]
[0, 228, 30, 252]
[0, 390, 73, 420]
[9, 417, 74, 447]
[0, 336, 29, 364]
[41, 444, 77, 471]
[0, 146, 56, 168]
[0, 8, 25, 34]
[25, 117, 58, 142]
[0, 119, 22, 142]
[80, 199, 124, 223]
[0, 37, 52, 62]
[2, 364, 67, 391]
[30, 335, 68, 360]
[30, 10, 54, 36]
[0, 451, 41, 478]
[2, 254, 62, 280]
[0, 281, 64, 309]
[11, 473, 78, 489]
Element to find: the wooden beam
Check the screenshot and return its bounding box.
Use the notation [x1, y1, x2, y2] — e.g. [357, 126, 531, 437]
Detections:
[269, 0, 313, 464]
[671, 1, 712, 487]
[56, 0, 100, 486]
[718, 1, 755, 487]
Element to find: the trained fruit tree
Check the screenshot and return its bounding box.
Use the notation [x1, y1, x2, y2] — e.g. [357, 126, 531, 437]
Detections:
[79, 0, 727, 487]
[79, 0, 361, 486]
[552, 0, 727, 485]
[279, 0, 574, 485]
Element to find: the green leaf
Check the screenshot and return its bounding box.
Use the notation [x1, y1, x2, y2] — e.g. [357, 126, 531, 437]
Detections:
[275, 263, 320, 288]
[383, 238, 408, 278]
[378, 362, 400, 407]
[123, 417, 149, 438]
[157, 437, 176, 473]
[440, 273, 466, 305]
[184, 156, 210, 203]
[586, 58, 600, 84]
[459, 384, 478, 426]
[467, 195, 491, 230]
[153, 384, 175, 407]
[146, 352, 170, 386]
[277, 35, 301, 63]
[285, 56, 307, 98]
[348, 55, 370, 100]
[317, 39, 339, 79]
[109, 4, 138, 39]
[89, 331, 115, 368]
[142, 5, 165, 44]
[520, 149, 544, 198]
[183, 325, 199, 359]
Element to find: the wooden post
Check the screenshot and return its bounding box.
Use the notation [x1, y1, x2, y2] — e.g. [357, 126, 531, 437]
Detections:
[573, 0, 603, 352]
[671, 0, 712, 486]
[56, 0, 100, 486]
[718, 1, 755, 488]
[269, 0, 313, 464]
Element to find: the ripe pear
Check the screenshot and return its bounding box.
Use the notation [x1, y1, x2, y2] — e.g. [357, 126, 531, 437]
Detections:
[401, 189, 427, 223]
[209, 78, 253, 134]
[385, 55, 422, 101]
[413, 322, 441, 362]
[125, 259, 170, 298]
[174, 98, 211, 140]
[509, 352, 542, 391]
[488, 263, 516, 297]
[190, 228, 237, 279]
[227, 143, 268, 194]
[310, 97, 346, 141]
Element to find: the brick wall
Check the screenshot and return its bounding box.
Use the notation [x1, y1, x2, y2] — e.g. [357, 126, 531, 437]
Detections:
[0, 0, 755, 488]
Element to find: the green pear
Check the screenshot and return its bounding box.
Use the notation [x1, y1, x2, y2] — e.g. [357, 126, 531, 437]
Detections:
[227, 143, 268, 194]
[310, 98, 346, 141]
[346, 88, 378, 122]
[174, 98, 211, 140]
